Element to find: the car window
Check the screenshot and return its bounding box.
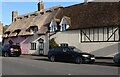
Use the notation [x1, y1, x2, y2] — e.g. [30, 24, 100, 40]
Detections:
[56, 48, 62, 52]
[69, 47, 81, 52]
[62, 47, 71, 53]
[11, 45, 20, 49]
[50, 48, 55, 51]
[3, 45, 10, 49]
[2, 45, 11, 51]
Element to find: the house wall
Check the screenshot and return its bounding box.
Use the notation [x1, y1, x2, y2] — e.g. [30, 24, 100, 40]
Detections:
[3, 33, 49, 55]
[50, 28, 119, 57]
[3, 36, 29, 54]
[0, 35, 2, 46]
[29, 33, 49, 55]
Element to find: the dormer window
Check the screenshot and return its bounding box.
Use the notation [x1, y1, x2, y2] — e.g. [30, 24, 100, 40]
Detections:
[34, 26, 38, 33]
[26, 26, 38, 33]
[60, 16, 70, 31]
[49, 20, 58, 32]
[30, 14, 37, 17]
[46, 10, 52, 13]
[13, 29, 21, 36]
[4, 31, 10, 37]
[40, 12, 44, 15]
[50, 25, 57, 32]
[17, 17, 22, 20]
[61, 24, 67, 31]
[24, 15, 29, 18]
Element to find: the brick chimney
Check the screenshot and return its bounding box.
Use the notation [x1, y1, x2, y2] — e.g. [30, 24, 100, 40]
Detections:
[12, 11, 18, 22]
[38, 0, 44, 11]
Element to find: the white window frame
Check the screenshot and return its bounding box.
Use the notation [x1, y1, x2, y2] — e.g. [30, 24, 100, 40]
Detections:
[30, 42, 36, 50]
[60, 24, 67, 31]
[34, 26, 38, 33]
[50, 25, 57, 32]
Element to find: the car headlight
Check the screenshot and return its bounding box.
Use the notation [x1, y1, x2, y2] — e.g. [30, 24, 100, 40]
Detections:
[82, 55, 89, 57]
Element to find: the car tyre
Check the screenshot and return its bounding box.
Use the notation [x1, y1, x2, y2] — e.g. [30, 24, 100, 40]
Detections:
[75, 57, 82, 64]
[15, 54, 20, 57]
[4, 52, 9, 57]
[50, 55, 55, 62]
[89, 60, 95, 64]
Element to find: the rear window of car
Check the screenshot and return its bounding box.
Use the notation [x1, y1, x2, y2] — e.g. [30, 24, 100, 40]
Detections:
[2, 45, 11, 51]
[11, 45, 20, 49]
[3, 45, 10, 49]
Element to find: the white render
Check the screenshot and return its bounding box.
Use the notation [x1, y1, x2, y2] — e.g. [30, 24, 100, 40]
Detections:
[50, 28, 119, 57]
[0, 35, 2, 42]
[28, 33, 49, 55]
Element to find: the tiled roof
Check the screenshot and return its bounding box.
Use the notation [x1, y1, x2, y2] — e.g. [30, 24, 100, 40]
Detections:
[56, 2, 120, 29]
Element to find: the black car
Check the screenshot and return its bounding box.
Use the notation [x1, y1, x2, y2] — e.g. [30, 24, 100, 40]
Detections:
[48, 46, 95, 64]
[2, 44, 21, 57]
[113, 53, 120, 65]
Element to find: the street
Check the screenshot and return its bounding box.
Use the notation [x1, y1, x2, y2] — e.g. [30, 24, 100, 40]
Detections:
[2, 55, 119, 75]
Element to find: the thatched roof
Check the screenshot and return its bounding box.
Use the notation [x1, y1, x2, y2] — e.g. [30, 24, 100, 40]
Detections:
[4, 6, 62, 37]
[55, 2, 120, 29]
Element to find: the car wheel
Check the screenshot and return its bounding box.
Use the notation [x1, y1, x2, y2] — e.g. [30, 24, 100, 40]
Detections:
[118, 59, 120, 66]
[4, 52, 9, 57]
[15, 54, 20, 57]
[50, 56, 55, 62]
[75, 57, 82, 64]
[89, 60, 95, 64]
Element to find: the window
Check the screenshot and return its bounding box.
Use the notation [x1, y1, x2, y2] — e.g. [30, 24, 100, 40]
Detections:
[50, 25, 57, 32]
[34, 27, 38, 33]
[63, 48, 70, 52]
[24, 16, 29, 18]
[81, 26, 119, 42]
[16, 43, 20, 46]
[40, 12, 44, 15]
[30, 42, 36, 50]
[30, 14, 37, 17]
[61, 24, 67, 31]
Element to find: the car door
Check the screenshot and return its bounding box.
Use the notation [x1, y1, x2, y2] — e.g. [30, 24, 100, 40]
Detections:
[55, 47, 64, 61]
[62, 47, 73, 62]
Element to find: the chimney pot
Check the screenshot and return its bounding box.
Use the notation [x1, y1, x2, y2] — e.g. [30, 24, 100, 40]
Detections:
[38, 1, 44, 11]
[12, 11, 18, 22]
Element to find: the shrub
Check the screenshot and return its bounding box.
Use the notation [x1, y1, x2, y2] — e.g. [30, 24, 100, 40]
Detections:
[49, 38, 59, 48]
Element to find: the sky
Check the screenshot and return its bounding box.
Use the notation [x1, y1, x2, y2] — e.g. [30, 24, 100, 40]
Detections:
[1, 0, 84, 25]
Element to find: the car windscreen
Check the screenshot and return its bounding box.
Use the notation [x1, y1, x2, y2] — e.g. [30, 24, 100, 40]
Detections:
[69, 47, 81, 52]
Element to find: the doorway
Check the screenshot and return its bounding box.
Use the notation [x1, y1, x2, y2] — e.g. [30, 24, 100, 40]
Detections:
[38, 38, 44, 55]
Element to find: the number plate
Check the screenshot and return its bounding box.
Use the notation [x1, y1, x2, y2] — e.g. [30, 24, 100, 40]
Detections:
[91, 57, 95, 60]
[14, 49, 18, 51]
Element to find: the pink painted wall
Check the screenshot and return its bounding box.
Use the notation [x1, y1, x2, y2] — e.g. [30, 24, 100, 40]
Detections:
[3, 36, 29, 54]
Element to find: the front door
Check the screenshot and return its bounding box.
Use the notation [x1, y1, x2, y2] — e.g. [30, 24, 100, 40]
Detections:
[38, 38, 44, 55]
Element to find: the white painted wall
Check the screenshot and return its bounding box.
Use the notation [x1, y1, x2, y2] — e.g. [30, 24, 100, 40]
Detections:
[28, 33, 49, 55]
[50, 28, 119, 57]
[0, 35, 2, 42]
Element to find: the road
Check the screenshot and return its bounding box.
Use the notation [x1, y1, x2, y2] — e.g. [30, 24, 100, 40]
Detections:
[2, 55, 119, 75]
